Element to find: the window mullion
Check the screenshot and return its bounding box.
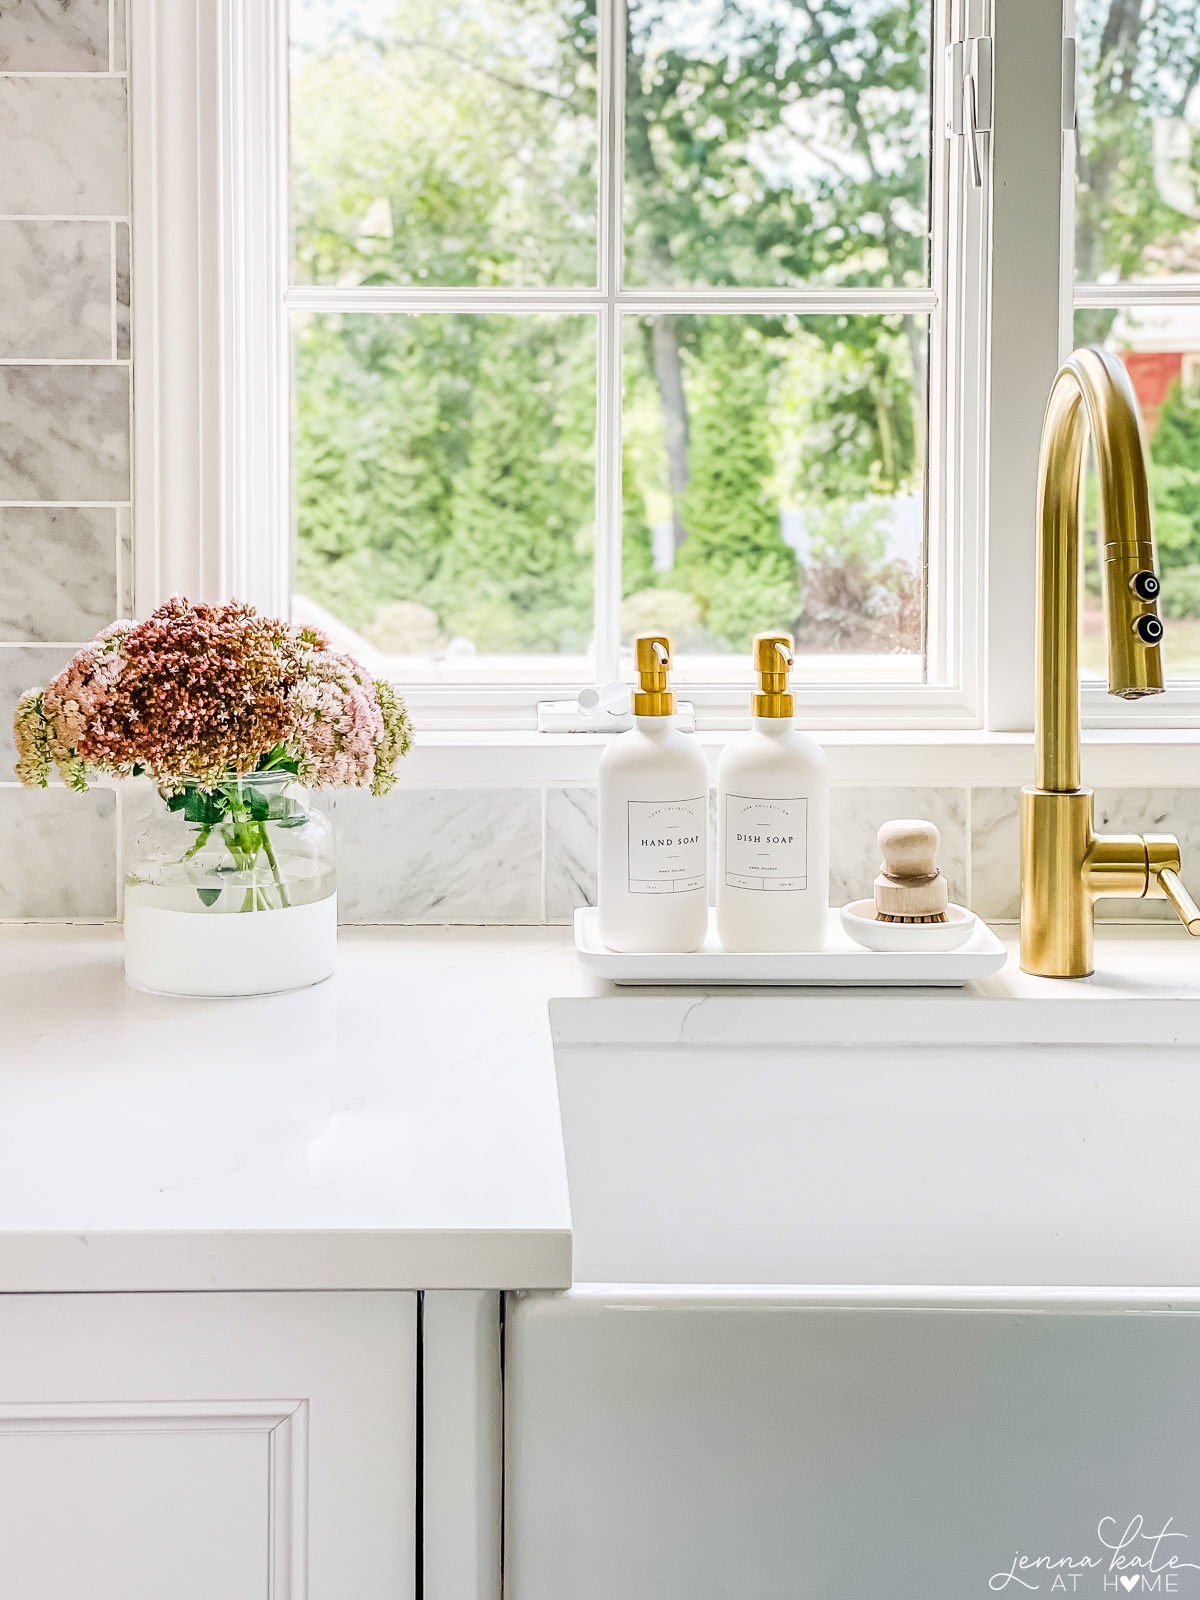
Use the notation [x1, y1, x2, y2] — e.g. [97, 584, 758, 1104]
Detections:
[594, 0, 626, 684]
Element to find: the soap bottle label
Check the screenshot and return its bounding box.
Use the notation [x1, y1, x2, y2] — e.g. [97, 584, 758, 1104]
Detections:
[725, 795, 807, 891]
[627, 798, 706, 894]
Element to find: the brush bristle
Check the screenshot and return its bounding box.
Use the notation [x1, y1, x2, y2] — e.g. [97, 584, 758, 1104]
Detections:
[875, 911, 949, 924]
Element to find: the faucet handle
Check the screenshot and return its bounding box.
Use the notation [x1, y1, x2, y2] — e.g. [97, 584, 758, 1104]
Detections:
[1144, 834, 1200, 935]
[1159, 869, 1200, 935]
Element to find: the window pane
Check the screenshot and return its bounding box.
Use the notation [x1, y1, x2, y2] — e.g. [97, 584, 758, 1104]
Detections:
[624, 0, 931, 289]
[1074, 307, 1200, 682]
[293, 314, 596, 682]
[1075, 0, 1200, 283]
[290, 0, 597, 287]
[621, 312, 927, 684]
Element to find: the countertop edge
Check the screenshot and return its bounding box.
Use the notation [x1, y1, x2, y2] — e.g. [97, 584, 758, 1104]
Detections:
[0, 1229, 573, 1295]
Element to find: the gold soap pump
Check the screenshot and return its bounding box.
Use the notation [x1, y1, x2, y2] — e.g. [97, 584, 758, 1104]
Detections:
[752, 632, 796, 718]
[632, 633, 675, 717]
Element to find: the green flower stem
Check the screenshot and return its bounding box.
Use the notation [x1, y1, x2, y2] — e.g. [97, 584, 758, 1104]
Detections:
[257, 823, 292, 909]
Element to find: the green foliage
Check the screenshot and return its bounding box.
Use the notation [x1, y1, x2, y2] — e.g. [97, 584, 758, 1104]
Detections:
[294, 315, 462, 630]
[1160, 563, 1200, 620]
[291, 0, 596, 289]
[1075, 0, 1200, 285]
[623, 0, 930, 290]
[292, 0, 933, 659]
[675, 326, 800, 650]
[1150, 380, 1200, 571]
[438, 321, 594, 651]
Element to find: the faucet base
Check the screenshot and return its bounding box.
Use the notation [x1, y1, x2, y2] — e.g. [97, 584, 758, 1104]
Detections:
[1019, 788, 1149, 978]
[1020, 788, 1096, 978]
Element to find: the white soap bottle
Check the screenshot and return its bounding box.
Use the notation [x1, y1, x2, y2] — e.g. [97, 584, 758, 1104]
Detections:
[598, 633, 709, 953]
[716, 632, 829, 951]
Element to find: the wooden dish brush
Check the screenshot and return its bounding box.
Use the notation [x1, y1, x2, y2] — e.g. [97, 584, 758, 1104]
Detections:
[873, 819, 949, 924]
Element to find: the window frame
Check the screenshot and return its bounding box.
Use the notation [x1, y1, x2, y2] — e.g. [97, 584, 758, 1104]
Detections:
[281, 0, 985, 730]
[1050, 0, 1200, 731]
[133, 0, 1200, 740]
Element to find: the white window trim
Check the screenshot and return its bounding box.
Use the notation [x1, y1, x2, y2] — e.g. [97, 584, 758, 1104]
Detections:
[126, 0, 1200, 746]
[130, 0, 290, 620]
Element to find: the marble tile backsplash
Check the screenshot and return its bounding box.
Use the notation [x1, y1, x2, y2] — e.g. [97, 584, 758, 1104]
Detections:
[319, 787, 544, 923]
[0, 365, 130, 502]
[0, 2, 130, 913]
[0, 76, 128, 215]
[0, 221, 113, 358]
[0, 507, 118, 642]
[6, 770, 1200, 925]
[0, 0, 111, 72]
[0, 786, 115, 919]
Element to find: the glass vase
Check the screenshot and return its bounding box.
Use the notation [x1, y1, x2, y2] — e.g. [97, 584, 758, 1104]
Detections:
[123, 772, 337, 996]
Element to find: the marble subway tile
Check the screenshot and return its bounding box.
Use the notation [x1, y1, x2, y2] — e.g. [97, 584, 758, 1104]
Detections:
[0, 365, 129, 502]
[970, 787, 1021, 921]
[0, 645, 76, 774]
[117, 504, 132, 615]
[0, 784, 116, 918]
[0, 506, 117, 642]
[0, 0, 109, 71]
[0, 77, 128, 215]
[112, 0, 126, 72]
[0, 221, 111, 358]
[321, 787, 543, 923]
[546, 787, 597, 921]
[114, 219, 129, 358]
[1093, 789, 1200, 923]
[829, 787, 968, 911]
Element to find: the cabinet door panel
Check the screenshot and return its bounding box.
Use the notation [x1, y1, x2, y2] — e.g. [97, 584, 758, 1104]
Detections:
[0, 1292, 416, 1600]
[0, 1427, 269, 1600]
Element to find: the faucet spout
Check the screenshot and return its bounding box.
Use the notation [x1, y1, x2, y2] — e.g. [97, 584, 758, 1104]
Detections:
[1034, 346, 1162, 793]
[1019, 346, 1191, 977]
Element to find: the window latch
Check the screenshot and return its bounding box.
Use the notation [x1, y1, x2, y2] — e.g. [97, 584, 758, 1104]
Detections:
[944, 37, 993, 190]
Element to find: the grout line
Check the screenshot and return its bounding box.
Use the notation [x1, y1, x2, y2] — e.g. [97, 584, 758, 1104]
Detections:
[0, 215, 128, 223]
[539, 787, 548, 924]
[110, 221, 117, 360]
[0, 501, 132, 508]
[0, 71, 128, 79]
[0, 358, 129, 366]
[109, 0, 115, 75]
[963, 783, 973, 910]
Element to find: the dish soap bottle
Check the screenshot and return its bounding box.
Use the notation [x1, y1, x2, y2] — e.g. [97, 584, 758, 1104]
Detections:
[716, 632, 829, 951]
[598, 633, 709, 952]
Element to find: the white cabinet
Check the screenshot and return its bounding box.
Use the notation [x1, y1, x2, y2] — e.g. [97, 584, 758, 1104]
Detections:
[0, 1291, 417, 1600]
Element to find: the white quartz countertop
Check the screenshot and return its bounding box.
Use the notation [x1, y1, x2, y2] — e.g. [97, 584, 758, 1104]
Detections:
[3, 922, 1200, 1294]
[0, 925, 592, 1294]
[551, 925, 1200, 1047]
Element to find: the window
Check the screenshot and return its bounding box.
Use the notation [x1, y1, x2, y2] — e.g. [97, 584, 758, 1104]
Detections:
[285, 0, 967, 722]
[1070, 0, 1200, 702]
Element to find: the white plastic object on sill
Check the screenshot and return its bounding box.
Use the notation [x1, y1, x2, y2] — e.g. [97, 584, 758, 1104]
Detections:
[573, 905, 1005, 986]
[537, 689, 695, 734]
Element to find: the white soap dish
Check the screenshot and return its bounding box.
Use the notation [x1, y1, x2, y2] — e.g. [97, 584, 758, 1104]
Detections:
[839, 900, 977, 952]
[574, 906, 1006, 987]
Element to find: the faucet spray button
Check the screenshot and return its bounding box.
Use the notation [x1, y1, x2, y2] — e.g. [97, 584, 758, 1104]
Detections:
[1130, 570, 1161, 600]
[1134, 613, 1164, 644]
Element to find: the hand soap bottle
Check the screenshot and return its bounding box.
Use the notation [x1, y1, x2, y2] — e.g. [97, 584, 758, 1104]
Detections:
[598, 634, 709, 952]
[716, 632, 829, 951]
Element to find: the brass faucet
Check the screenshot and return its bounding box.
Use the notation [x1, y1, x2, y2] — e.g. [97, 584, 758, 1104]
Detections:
[1020, 346, 1200, 977]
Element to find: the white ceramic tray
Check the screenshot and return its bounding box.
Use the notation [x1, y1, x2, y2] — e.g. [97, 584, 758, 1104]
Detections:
[573, 906, 1008, 987]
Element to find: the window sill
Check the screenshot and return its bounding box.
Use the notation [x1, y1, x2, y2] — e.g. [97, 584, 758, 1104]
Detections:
[398, 727, 1200, 790]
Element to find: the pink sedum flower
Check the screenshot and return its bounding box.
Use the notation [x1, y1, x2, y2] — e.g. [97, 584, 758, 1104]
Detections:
[11, 602, 411, 795]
